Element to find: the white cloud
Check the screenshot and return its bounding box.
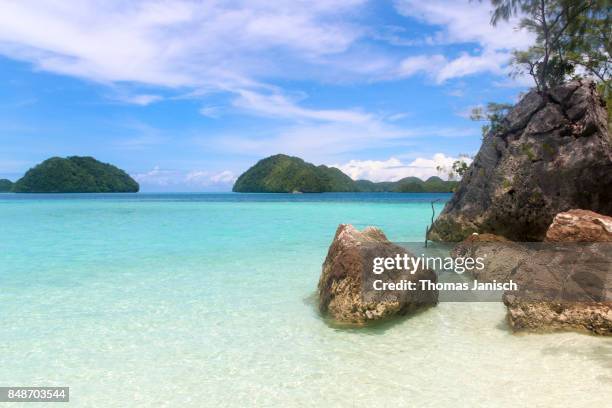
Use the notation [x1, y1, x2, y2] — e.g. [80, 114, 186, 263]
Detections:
[397, 49, 512, 84]
[184, 170, 209, 183]
[232, 90, 372, 123]
[0, 0, 530, 94]
[132, 166, 178, 186]
[119, 94, 163, 106]
[205, 119, 408, 160]
[185, 170, 236, 186]
[386, 112, 412, 121]
[437, 50, 509, 82]
[205, 121, 477, 163]
[134, 167, 236, 188]
[398, 54, 446, 77]
[331, 153, 472, 181]
[447, 88, 465, 97]
[393, 0, 532, 50]
[209, 170, 236, 184]
[0, 0, 534, 128]
[199, 106, 220, 118]
[0, 0, 367, 90]
[393, 0, 534, 84]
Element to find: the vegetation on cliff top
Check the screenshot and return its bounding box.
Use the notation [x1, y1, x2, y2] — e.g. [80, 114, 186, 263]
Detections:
[232, 154, 458, 193]
[12, 156, 139, 193]
[0, 179, 13, 192]
[491, 0, 609, 94]
[473, 1, 611, 138]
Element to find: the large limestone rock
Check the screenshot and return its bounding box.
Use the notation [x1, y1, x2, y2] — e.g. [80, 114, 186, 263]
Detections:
[318, 224, 438, 324]
[502, 210, 612, 335]
[545, 209, 612, 242]
[502, 243, 612, 335]
[429, 81, 612, 242]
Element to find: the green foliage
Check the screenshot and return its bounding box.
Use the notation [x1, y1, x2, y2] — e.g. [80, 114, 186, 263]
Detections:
[470, 102, 513, 138]
[232, 154, 459, 193]
[393, 181, 425, 193]
[521, 143, 536, 160]
[232, 154, 342, 192]
[0, 179, 13, 192]
[421, 176, 458, 192]
[490, 0, 610, 92]
[597, 82, 612, 125]
[13, 156, 139, 193]
[542, 141, 556, 156]
[452, 160, 469, 178]
[353, 179, 385, 192]
[435, 155, 473, 181]
[565, 2, 611, 90]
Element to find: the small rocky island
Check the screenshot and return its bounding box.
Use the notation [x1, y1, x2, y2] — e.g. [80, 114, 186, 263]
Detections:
[0, 179, 13, 192]
[233, 154, 458, 193]
[11, 156, 139, 193]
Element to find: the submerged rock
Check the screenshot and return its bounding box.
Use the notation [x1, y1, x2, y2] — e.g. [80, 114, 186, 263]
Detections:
[317, 224, 437, 324]
[545, 209, 612, 242]
[429, 81, 612, 242]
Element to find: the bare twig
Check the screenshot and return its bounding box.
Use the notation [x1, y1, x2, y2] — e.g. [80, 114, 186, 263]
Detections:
[425, 199, 441, 247]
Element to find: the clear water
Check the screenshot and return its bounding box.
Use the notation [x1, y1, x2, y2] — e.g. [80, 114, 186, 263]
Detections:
[1, 193, 610, 407]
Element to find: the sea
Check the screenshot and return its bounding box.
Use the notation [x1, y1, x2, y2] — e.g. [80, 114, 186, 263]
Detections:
[1, 193, 610, 407]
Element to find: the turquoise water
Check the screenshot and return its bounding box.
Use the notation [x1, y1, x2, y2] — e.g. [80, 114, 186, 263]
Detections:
[1, 193, 610, 407]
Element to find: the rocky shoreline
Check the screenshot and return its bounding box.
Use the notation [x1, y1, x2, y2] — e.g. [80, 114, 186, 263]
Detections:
[317, 81, 611, 335]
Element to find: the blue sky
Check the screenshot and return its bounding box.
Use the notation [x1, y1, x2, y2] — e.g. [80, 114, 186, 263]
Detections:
[0, 0, 534, 191]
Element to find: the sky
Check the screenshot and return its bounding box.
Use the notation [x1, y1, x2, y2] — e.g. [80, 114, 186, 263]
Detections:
[0, 0, 535, 191]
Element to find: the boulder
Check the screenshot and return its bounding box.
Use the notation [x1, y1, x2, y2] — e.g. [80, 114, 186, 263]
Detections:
[318, 224, 437, 324]
[429, 81, 612, 242]
[502, 242, 612, 335]
[501, 209, 612, 335]
[545, 209, 612, 242]
[451, 233, 531, 282]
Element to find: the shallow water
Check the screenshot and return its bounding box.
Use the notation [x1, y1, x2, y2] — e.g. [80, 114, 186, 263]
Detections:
[1, 193, 610, 407]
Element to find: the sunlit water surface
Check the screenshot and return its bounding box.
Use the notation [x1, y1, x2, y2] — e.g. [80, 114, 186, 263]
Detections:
[1, 193, 610, 407]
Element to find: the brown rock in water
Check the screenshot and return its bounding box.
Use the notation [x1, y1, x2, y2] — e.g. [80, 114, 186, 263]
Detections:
[502, 242, 612, 335]
[429, 81, 612, 242]
[451, 233, 530, 283]
[317, 224, 437, 324]
[503, 297, 612, 335]
[500, 211, 612, 335]
[545, 209, 612, 242]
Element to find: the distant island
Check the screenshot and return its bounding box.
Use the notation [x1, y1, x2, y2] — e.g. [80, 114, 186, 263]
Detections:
[232, 154, 458, 193]
[8, 156, 139, 193]
[0, 179, 13, 192]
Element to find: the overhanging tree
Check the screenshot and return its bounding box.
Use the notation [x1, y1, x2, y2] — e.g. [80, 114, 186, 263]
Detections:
[490, 0, 610, 92]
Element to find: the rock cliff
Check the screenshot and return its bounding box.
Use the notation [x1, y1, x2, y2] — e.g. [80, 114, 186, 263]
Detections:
[429, 81, 612, 241]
